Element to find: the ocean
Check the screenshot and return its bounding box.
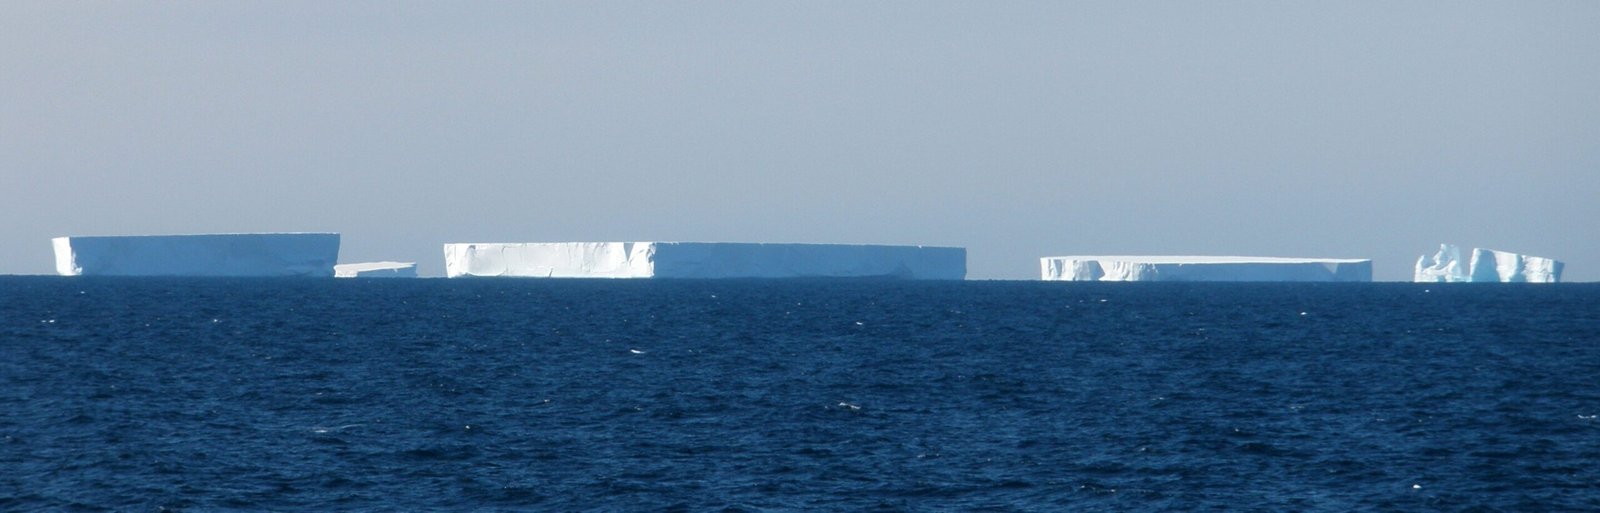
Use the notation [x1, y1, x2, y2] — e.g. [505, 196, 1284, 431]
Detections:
[2, 278, 1597, 511]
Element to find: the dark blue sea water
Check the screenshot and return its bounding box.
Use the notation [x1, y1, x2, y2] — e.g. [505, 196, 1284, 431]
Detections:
[2, 278, 1598, 511]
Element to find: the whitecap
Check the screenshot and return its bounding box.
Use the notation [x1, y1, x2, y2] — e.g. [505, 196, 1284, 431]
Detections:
[311, 424, 363, 434]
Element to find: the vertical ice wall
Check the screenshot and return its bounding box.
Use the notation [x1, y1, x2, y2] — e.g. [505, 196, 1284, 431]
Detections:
[1467, 248, 1563, 283]
[1414, 244, 1468, 283]
[1413, 244, 1562, 283]
[334, 261, 418, 278]
[1041, 256, 1372, 282]
[52, 233, 340, 277]
[443, 242, 966, 279]
[648, 243, 965, 279]
[442, 242, 656, 278]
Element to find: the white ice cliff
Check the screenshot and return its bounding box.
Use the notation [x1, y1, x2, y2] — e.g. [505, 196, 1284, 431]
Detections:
[1041, 256, 1372, 282]
[442, 242, 966, 279]
[334, 261, 417, 278]
[1413, 244, 1563, 283]
[52, 233, 340, 277]
[1413, 244, 1468, 283]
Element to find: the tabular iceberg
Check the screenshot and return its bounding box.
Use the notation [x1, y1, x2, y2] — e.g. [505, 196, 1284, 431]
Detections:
[334, 261, 417, 278]
[1041, 256, 1372, 282]
[1414, 244, 1563, 283]
[443, 242, 966, 280]
[53, 233, 340, 277]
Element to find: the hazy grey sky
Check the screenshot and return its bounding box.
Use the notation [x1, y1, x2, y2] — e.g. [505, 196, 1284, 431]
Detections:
[4, 2, 1597, 280]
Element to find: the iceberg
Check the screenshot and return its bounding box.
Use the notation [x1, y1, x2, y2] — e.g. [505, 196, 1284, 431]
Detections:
[1470, 248, 1563, 283]
[1414, 244, 1563, 283]
[1041, 256, 1372, 282]
[1414, 244, 1468, 283]
[52, 233, 340, 277]
[334, 261, 417, 278]
[443, 242, 966, 279]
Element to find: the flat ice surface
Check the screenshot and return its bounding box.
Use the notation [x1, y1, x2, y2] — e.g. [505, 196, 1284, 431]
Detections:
[53, 233, 339, 277]
[1416, 244, 1562, 283]
[1042, 256, 1372, 282]
[444, 242, 966, 279]
[334, 261, 417, 278]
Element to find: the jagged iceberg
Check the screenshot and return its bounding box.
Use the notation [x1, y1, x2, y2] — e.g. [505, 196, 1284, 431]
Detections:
[1041, 256, 1372, 282]
[334, 261, 417, 278]
[1413, 244, 1563, 283]
[53, 233, 340, 277]
[443, 242, 966, 279]
[1414, 244, 1468, 282]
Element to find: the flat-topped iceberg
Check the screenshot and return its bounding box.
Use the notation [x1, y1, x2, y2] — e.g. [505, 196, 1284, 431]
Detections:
[334, 261, 417, 278]
[1041, 256, 1372, 282]
[53, 233, 340, 277]
[443, 242, 966, 279]
[1414, 244, 1563, 283]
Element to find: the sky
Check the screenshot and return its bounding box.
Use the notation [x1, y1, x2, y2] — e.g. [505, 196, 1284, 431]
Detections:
[3, 2, 1597, 280]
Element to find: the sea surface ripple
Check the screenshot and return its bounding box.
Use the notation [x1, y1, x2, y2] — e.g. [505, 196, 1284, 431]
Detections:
[2, 278, 1598, 511]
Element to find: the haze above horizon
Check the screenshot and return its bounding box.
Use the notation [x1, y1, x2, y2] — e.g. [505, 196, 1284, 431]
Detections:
[4, 2, 1597, 280]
